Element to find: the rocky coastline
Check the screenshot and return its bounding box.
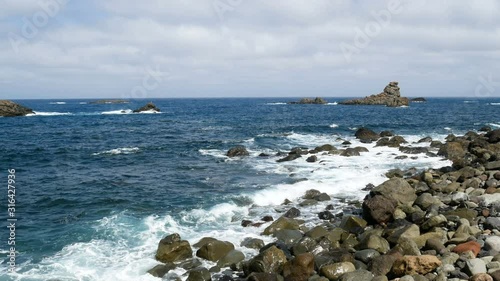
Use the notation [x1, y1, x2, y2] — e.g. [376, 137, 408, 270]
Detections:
[148, 127, 500, 281]
[288, 98, 328, 105]
[340, 82, 410, 107]
[133, 102, 161, 113]
[0, 100, 34, 117]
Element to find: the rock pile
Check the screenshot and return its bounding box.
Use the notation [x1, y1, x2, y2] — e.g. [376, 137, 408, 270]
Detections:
[288, 97, 328, 105]
[340, 82, 410, 107]
[148, 128, 500, 281]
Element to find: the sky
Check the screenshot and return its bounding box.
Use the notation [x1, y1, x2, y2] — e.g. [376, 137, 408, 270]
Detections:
[1, 0, 500, 99]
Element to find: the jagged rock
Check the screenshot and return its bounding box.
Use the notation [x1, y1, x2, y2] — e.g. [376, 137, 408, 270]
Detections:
[0, 100, 34, 117]
[283, 253, 315, 280]
[362, 195, 397, 224]
[226, 146, 250, 157]
[155, 233, 193, 263]
[217, 250, 245, 268]
[486, 129, 500, 143]
[147, 263, 176, 278]
[187, 267, 211, 281]
[133, 102, 160, 113]
[288, 97, 328, 104]
[340, 82, 409, 107]
[283, 207, 301, 219]
[246, 246, 287, 274]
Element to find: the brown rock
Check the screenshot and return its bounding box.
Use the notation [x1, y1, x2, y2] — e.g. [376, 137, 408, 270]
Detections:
[196, 240, 234, 262]
[362, 195, 397, 224]
[0, 100, 34, 117]
[490, 270, 500, 281]
[283, 253, 315, 280]
[452, 241, 481, 258]
[391, 255, 441, 276]
[155, 233, 193, 263]
[470, 273, 494, 281]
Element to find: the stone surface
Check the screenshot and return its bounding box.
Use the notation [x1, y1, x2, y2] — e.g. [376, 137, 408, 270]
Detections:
[320, 262, 355, 281]
[288, 97, 328, 104]
[246, 246, 288, 274]
[263, 217, 300, 235]
[338, 269, 373, 281]
[196, 239, 234, 262]
[362, 195, 397, 224]
[155, 233, 193, 263]
[391, 255, 442, 276]
[453, 241, 481, 257]
[467, 259, 487, 276]
[227, 146, 250, 157]
[147, 263, 176, 278]
[133, 102, 161, 113]
[370, 178, 417, 206]
[186, 267, 211, 281]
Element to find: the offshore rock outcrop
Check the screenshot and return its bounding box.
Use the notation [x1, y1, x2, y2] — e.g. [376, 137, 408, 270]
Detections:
[133, 102, 160, 113]
[0, 100, 34, 117]
[288, 97, 328, 104]
[340, 82, 409, 107]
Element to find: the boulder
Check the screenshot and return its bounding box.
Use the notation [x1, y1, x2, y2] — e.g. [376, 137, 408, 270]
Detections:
[355, 128, 379, 142]
[362, 195, 397, 224]
[241, 238, 265, 250]
[340, 82, 409, 107]
[147, 263, 176, 278]
[227, 146, 250, 157]
[486, 129, 500, 143]
[196, 239, 235, 262]
[376, 136, 407, 147]
[282, 253, 315, 280]
[452, 241, 481, 257]
[370, 178, 417, 207]
[277, 154, 301, 162]
[339, 270, 374, 281]
[341, 148, 361, 157]
[0, 100, 34, 117]
[391, 255, 441, 276]
[320, 262, 355, 281]
[133, 102, 160, 113]
[155, 233, 193, 263]
[246, 246, 288, 274]
[263, 217, 300, 235]
[283, 207, 301, 219]
[217, 249, 245, 268]
[306, 156, 318, 163]
[187, 267, 211, 281]
[438, 142, 465, 160]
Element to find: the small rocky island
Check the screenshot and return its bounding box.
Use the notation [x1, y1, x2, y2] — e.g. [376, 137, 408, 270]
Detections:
[89, 99, 129, 104]
[133, 102, 161, 113]
[340, 82, 409, 107]
[0, 100, 34, 117]
[411, 97, 427, 103]
[288, 97, 328, 105]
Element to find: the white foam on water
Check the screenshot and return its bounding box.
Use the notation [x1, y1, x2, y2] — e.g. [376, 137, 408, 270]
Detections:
[490, 123, 500, 128]
[79, 102, 88, 104]
[49, 102, 67, 104]
[329, 124, 339, 128]
[464, 100, 478, 103]
[26, 111, 73, 116]
[101, 109, 133, 115]
[92, 147, 140, 156]
[138, 109, 161, 114]
[444, 127, 452, 131]
[490, 103, 500, 105]
[265, 102, 287, 105]
[326, 102, 338, 105]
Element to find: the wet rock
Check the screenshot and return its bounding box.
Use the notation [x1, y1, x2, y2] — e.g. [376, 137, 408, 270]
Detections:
[392, 255, 441, 276]
[354, 249, 380, 264]
[341, 148, 360, 157]
[340, 216, 367, 233]
[320, 262, 355, 281]
[338, 269, 373, 281]
[241, 238, 265, 250]
[147, 263, 176, 277]
[306, 156, 318, 163]
[155, 233, 193, 263]
[246, 246, 288, 274]
[486, 129, 500, 143]
[315, 144, 336, 152]
[354, 128, 380, 142]
[187, 267, 211, 281]
[399, 146, 428, 154]
[289, 97, 328, 104]
[292, 237, 318, 255]
[318, 211, 335, 220]
[226, 146, 250, 157]
[217, 249, 245, 268]
[370, 253, 401, 276]
[438, 142, 466, 160]
[376, 136, 407, 147]
[484, 217, 500, 231]
[277, 154, 301, 162]
[356, 234, 390, 254]
[246, 273, 283, 281]
[340, 82, 409, 107]
[263, 217, 300, 235]
[380, 131, 394, 137]
[283, 207, 301, 219]
[133, 102, 161, 113]
[418, 137, 433, 143]
[178, 258, 203, 270]
[282, 253, 315, 280]
[370, 178, 417, 207]
[196, 239, 235, 262]
[274, 230, 303, 247]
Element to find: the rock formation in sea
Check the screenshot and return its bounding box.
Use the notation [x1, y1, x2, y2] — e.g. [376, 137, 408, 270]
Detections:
[340, 82, 410, 107]
[89, 99, 129, 104]
[133, 102, 161, 113]
[288, 97, 328, 104]
[0, 100, 34, 117]
[411, 97, 427, 102]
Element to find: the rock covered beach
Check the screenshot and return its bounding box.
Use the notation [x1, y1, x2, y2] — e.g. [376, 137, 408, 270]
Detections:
[147, 127, 500, 281]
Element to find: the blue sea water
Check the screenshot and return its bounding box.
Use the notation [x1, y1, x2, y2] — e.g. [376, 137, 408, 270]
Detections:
[0, 98, 499, 280]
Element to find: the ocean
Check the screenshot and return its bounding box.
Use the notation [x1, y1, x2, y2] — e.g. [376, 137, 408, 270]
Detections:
[0, 97, 499, 280]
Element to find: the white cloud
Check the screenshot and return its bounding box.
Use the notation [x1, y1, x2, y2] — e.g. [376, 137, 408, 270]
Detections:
[1, 0, 500, 98]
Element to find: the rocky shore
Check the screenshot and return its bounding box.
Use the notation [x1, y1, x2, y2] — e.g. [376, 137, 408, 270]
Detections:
[0, 100, 34, 117]
[148, 127, 500, 281]
[133, 102, 161, 113]
[340, 82, 410, 107]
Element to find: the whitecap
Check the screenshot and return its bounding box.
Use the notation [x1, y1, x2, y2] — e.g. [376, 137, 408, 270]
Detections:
[329, 124, 339, 128]
[49, 102, 67, 104]
[92, 147, 140, 156]
[490, 103, 500, 106]
[490, 123, 500, 128]
[326, 102, 338, 105]
[444, 127, 452, 131]
[26, 111, 72, 116]
[265, 102, 287, 105]
[101, 109, 133, 115]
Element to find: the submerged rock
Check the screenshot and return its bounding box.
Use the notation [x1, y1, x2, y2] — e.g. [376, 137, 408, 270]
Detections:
[227, 146, 250, 157]
[0, 100, 34, 117]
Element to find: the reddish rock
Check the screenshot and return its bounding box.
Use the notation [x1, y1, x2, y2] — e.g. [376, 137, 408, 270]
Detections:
[482, 209, 491, 217]
[486, 186, 498, 194]
[452, 241, 481, 257]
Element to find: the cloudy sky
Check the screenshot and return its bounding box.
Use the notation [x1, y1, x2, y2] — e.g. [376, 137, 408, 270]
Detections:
[1, 0, 500, 99]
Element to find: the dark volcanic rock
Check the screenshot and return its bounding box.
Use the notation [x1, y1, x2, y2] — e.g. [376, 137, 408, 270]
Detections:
[277, 154, 301, 162]
[363, 195, 397, 224]
[133, 102, 160, 113]
[227, 146, 250, 157]
[0, 100, 34, 117]
[340, 82, 410, 107]
[288, 97, 327, 104]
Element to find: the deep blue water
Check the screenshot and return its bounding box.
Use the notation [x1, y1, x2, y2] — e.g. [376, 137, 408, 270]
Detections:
[0, 98, 499, 280]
